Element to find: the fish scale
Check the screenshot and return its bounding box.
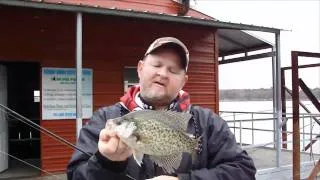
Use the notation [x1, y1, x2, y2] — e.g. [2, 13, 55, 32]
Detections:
[133, 119, 183, 155]
[134, 117, 194, 155]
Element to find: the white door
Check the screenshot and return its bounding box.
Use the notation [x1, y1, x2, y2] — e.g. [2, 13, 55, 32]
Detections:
[0, 65, 8, 172]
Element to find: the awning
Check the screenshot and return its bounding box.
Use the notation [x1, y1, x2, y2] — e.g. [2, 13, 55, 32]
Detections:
[218, 29, 274, 64]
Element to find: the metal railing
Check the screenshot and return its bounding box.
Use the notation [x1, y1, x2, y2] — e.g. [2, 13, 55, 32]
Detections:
[219, 110, 320, 151]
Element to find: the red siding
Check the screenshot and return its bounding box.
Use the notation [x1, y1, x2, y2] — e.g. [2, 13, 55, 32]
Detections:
[40, 120, 76, 172]
[0, 5, 218, 173]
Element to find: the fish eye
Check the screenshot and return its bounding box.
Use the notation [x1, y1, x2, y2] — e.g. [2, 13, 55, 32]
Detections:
[133, 133, 140, 141]
[113, 118, 122, 125]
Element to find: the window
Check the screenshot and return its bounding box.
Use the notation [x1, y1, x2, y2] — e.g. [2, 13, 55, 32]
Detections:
[123, 67, 139, 93]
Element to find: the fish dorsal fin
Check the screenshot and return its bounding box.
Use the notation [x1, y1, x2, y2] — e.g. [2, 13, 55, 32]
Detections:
[125, 110, 192, 131]
[149, 153, 182, 174]
[163, 110, 192, 131]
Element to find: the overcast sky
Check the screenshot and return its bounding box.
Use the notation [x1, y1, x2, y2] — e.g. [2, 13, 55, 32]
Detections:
[193, 0, 320, 89]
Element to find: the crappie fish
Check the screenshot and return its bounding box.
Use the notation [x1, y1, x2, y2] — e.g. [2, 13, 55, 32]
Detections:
[105, 110, 199, 173]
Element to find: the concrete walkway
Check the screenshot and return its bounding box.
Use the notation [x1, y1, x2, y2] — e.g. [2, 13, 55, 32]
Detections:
[18, 174, 67, 180]
[247, 147, 320, 179]
[1, 147, 319, 180]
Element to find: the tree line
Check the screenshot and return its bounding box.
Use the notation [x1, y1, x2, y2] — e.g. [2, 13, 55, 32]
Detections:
[220, 88, 320, 101]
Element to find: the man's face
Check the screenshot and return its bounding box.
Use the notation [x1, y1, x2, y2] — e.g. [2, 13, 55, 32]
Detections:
[137, 48, 188, 107]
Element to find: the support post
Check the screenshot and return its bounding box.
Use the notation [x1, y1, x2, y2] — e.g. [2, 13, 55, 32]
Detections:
[273, 32, 282, 168]
[281, 69, 287, 149]
[76, 12, 83, 138]
[272, 47, 276, 149]
[291, 51, 300, 180]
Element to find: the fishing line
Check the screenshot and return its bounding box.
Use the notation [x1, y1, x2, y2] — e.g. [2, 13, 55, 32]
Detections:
[0, 150, 61, 179]
[0, 104, 91, 158]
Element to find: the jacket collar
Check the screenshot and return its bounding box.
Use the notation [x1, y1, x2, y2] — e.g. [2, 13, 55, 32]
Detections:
[120, 85, 190, 112]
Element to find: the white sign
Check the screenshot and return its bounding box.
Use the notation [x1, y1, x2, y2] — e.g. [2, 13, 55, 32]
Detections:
[42, 67, 93, 120]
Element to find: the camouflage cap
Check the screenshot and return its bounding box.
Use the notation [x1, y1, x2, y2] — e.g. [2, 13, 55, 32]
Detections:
[145, 37, 189, 72]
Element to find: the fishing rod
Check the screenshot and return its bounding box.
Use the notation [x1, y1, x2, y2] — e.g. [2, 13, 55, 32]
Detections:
[0, 104, 138, 180]
[0, 103, 91, 158]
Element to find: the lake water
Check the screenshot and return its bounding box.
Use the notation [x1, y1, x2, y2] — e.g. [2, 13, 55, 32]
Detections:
[219, 101, 320, 153]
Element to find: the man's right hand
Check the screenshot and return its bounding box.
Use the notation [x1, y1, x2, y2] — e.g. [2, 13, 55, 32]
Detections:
[98, 122, 133, 162]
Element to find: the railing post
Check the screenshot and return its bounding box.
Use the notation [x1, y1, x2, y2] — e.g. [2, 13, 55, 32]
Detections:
[310, 116, 313, 149]
[252, 112, 254, 145]
[233, 112, 236, 135]
[240, 117, 242, 147]
[302, 114, 305, 151]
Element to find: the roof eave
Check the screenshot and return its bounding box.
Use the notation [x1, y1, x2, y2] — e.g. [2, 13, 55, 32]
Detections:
[0, 0, 281, 33]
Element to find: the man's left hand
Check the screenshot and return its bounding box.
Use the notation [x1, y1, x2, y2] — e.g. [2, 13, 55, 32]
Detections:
[146, 175, 178, 180]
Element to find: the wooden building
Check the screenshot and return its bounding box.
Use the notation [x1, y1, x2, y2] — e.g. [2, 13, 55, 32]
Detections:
[0, 0, 278, 176]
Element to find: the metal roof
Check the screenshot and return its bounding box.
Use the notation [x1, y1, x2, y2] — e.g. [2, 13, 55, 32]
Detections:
[219, 29, 273, 57]
[0, 0, 280, 63]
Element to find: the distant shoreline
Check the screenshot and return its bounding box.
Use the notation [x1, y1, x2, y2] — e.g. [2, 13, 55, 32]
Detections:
[219, 88, 320, 101]
[220, 99, 272, 102]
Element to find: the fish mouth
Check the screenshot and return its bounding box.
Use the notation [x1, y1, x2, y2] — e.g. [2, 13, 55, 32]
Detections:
[113, 118, 123, 125]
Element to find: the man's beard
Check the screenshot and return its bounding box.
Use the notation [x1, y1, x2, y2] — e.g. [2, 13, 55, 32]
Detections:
[140, 91, 173, 107]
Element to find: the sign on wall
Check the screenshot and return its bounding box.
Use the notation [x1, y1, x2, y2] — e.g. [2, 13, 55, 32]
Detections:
[42, 67, 93, 120]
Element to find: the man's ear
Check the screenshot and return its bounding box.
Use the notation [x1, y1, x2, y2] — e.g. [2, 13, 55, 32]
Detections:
[182, 74, 188, 87]
[137, 60, 144, 79]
